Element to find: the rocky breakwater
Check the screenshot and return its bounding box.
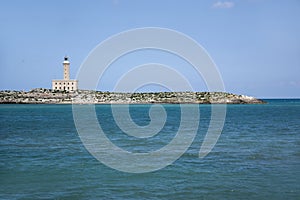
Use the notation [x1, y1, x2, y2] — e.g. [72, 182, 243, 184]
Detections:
[0, 88, 265, 104]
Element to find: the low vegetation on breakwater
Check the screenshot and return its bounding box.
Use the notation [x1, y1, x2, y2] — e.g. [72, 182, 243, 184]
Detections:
[0, 88, 265, 104]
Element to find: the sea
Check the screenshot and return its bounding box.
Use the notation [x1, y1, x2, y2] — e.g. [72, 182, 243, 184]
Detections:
[1, 99, 299, 199]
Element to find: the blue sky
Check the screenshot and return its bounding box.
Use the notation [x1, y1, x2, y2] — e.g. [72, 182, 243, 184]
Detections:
[1, 0, 299, 98]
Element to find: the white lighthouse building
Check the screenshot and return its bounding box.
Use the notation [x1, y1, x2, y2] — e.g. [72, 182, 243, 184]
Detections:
[52, 56, 78, 91]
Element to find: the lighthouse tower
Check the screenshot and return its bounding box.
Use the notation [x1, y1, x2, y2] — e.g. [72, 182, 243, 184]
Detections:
[52, 56, 78, 91]
[63, 56, 70, 80]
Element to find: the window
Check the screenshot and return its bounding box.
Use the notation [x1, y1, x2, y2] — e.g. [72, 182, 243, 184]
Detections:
[59, 87, 61, 89]
[55, 87, 57, 89]
[67, 87, 69, 90]
[72, 82, 74, 85]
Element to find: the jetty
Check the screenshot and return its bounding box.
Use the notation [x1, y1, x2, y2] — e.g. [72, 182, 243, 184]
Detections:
[0, 88, 265, 104]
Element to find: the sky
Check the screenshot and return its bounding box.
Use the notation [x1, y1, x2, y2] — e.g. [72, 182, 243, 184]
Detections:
[1, 0, 299, 98]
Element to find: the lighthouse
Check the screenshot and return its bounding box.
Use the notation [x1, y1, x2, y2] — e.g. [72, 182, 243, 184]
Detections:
[52, 56, 78, 91]
[63, 56, 70, 80]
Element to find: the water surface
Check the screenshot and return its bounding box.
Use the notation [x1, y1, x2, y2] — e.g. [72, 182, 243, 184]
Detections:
[1, 100, 299, 199]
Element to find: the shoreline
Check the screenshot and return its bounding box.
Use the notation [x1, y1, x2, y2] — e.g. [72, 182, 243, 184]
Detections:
[0, 88, 266, 104]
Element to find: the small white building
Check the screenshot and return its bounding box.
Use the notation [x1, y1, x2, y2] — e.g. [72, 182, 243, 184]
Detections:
[52, 56, 78, 91]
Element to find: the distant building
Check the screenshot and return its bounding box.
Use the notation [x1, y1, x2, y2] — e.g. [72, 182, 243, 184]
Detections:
[52, 56, 78, 91]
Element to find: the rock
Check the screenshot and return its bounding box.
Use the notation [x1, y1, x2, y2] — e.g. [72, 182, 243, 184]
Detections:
[0, 89, 266, 104]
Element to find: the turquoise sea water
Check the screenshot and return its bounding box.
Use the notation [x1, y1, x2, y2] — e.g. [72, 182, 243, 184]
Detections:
[1, 100, 299, 199]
